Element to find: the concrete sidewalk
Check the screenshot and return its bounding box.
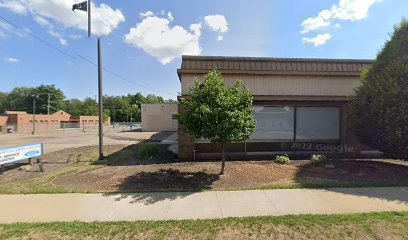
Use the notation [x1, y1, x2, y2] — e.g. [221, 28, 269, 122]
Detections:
[0, 187, 407, 223]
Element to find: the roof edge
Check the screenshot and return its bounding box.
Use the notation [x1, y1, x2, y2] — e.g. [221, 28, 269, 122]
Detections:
[181, 55, 374, 63]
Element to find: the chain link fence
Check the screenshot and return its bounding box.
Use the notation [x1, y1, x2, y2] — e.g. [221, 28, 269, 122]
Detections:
[1, 122, 141, 134]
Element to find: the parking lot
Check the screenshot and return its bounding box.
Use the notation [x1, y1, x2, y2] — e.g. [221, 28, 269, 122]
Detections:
[0, 130, 160, 153]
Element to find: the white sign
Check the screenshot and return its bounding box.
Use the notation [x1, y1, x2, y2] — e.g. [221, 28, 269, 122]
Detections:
[0, 143, 43, 165]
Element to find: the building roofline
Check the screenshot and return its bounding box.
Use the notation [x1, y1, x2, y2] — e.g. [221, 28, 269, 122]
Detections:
[177, 55, 373, 81]
[180, 55, 374, 63]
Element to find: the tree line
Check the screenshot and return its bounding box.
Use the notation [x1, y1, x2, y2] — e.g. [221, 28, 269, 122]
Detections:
[0, 85, 177, 122]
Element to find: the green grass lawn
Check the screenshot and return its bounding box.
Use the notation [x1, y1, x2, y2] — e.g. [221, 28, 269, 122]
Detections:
[1, 212, 407, 240]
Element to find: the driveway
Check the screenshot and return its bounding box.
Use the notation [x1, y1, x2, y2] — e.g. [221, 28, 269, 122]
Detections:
[0, 131, 163, 153]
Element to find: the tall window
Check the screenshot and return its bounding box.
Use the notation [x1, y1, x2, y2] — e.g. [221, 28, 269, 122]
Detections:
[250, 106, 294, 140]
[296, 107, 340, 140]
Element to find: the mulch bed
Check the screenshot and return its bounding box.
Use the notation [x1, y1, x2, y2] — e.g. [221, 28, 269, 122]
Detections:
[2, 143, 408, 192]
[54, 150, 408, 192]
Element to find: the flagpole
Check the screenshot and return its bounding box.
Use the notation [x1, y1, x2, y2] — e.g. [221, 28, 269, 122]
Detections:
[73, 0, 104, 160]
[88, 0, 104, 160]
[87, 0, 91, 38]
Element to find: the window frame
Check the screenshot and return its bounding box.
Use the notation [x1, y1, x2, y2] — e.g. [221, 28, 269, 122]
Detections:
[246, 105, 341, 143]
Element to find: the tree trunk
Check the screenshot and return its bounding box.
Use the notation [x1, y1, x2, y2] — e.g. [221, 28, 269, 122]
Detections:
[220, 144, 226, 175]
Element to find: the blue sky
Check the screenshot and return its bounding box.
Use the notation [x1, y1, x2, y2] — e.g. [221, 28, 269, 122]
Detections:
[0, 0, 406, 100]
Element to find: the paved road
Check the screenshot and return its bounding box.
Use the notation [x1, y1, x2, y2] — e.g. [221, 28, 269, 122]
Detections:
[0, 187, 407, 223]
[0, 131, 159, 153]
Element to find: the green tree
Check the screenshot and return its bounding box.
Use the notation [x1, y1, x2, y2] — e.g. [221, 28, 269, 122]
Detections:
[132, 92, 146, 105]
[104, 95, 139, 122]
[164, 98, 178, 104]
[5, 87, 34, 113]
[5, 85, 65, 114]
[350, 19, 408, 158]
[144, 94, 165, 104]
[80, 98, 98, 116]
[34, 85, 65, 114]
[63, 99, 84, 116]
[177, 70, 256, 174]
[0, 91, 7, 114]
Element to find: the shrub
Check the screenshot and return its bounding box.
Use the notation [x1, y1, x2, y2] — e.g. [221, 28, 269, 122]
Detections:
[350, 19, 408, 158]
[310, 154, 327, 161]
[275, 154, 291, 164]
[137, 144, 159, 159]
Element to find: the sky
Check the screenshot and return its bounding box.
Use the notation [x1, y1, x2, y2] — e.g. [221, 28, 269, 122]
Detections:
[0, 0, 406, 100]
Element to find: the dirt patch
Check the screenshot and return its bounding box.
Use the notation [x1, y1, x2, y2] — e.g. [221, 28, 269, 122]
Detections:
[106, 132, 174, 142]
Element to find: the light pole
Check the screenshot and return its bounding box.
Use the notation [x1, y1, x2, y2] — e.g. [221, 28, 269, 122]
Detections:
[32, 95, 37, 135]
[97, 37, 104, 160]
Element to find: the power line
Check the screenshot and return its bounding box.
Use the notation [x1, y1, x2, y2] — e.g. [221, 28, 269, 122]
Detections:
[0, 15, 174, 96]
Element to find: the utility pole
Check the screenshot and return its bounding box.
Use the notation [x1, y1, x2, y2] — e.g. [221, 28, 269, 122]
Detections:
[47, 93, 50, 116]
[32, 96, 36, 135]
[47, 93, 50, 132]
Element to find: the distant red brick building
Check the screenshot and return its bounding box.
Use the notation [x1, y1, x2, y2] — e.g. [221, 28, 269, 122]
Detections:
[2, 110, 110, 133]
[0, 116, 8, 133]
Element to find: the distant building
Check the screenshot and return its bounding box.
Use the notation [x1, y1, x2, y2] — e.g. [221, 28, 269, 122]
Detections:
[2, 110, 110, 133]
[141, 104, 178, 132]
[0, 116, 8, 133]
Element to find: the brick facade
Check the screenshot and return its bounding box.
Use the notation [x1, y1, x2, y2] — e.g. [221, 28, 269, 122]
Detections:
[177, 104, 195, 160]
[3, 110, 110, 133]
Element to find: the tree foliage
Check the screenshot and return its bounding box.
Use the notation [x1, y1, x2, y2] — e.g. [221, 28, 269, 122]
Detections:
[1, 84, 176, 123]
[4, 85, 65, 114]
[350, 19, 408, 158]
[177, 70, 256, 174]
[0, 91, 7, 114]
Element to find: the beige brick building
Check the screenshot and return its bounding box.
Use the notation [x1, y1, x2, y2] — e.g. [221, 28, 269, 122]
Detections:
[177, 56, 373, 160]
[141, 104, 178, 132]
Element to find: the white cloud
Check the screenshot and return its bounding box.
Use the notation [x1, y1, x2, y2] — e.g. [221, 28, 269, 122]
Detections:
[0, 20, 29, 38]
[301, 15, 331, 34]
[204, 14, 229, 40]
[33, 16, 50, 27]
[217, 35, 223, 41]
[0, 0, 27, 14]
[124, 12, 201, 65]
[48, 30, 67, 45]
[189, 23, 202, 36]
[0, 21, 12, 38]
[69, 34, 82, 39]
[167, 12, 174, 21]
[300, 0, 381, 33]
[3, 57, 19, 63]
[140, 11, 154, 18]
[0, 0, 125, 37]
[302, 33, 332, 46]
[331, 0, 381, 21]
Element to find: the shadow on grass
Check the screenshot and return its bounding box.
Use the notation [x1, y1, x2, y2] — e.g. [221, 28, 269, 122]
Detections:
[93, 144, 177, 166]
[103, 168, 220, 205]
[294, 159, 408, 203]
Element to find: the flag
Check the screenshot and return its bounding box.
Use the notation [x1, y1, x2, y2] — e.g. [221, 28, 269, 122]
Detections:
[72, 1, 87, 12]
